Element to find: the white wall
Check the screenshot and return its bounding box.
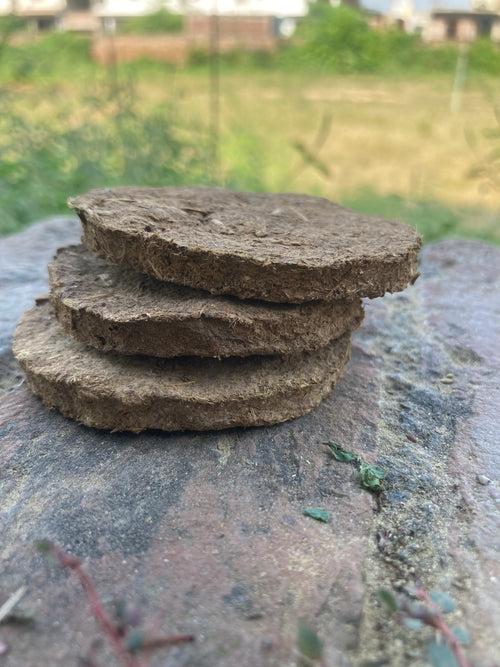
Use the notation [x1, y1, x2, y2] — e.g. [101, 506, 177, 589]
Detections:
[0, 0, 13, 16]
[95, 0, 309, 18]
[471, 0, 500, 12]
[15, 0, 66, 13]
[169, 0, 308, 17]
[93, 0, 161, 18]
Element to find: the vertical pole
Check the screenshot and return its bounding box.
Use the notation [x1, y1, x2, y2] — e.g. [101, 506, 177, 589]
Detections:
[209, 2, 220, 183]
[451, 43, 468, 114]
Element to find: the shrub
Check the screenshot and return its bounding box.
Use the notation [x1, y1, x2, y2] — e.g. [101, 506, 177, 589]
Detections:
[0, 15, 27, 36]
[294, 4, 381, 73]
[0, 80, 207, 235]
[281, 4, 499, 76]
[119, 9, 183, 35]
[0, 33, 92, 82]
[468, 39, 500, 75]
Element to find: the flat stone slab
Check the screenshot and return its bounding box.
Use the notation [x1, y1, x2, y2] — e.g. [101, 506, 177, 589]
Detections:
[0, 218, 499, 667]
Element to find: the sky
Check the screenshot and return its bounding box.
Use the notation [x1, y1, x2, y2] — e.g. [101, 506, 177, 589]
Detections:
[362, 0, 471, 12]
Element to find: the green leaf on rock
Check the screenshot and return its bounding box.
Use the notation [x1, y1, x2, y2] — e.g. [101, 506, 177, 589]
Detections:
[327, 442, 358, 463]
[303, 508, 330, 523]
[427, 641, 459, 667]
[430, 591, 456, 614]
[359, 463, 385, 491]
[297, 624, 323, 661]
[377, 589, 398, 613]
[324, 439, 386, 494]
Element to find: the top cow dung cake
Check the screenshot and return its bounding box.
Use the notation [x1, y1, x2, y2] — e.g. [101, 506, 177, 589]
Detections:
[70, 186, 421, 303]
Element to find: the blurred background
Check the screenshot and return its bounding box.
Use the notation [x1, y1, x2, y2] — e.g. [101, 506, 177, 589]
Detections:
[0, 0, 499, 242]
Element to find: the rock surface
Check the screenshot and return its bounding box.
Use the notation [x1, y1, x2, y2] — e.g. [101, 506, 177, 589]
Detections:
[1, 218, 499, 667]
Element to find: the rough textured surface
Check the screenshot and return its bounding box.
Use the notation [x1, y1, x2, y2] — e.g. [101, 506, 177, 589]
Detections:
[14, 303, 351, 432]
[0, 217, 80, 393]
[49, 245, 363, 358]
[70, 186, 421, 303]
[1, 219, 499, 667]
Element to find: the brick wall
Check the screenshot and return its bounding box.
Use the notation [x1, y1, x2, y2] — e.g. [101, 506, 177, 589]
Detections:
[92, 34, 188, 65]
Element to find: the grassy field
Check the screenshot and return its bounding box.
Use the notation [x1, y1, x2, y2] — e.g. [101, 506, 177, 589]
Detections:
[0, 49, 499, 242]
[170, 69, 500, 242]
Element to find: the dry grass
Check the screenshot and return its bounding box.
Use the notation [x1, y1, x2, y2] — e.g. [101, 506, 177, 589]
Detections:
[161, 71, 500, 212]
[2, 67, 499, 240]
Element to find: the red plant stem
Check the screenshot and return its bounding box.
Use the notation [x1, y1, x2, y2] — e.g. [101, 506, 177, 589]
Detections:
[49, 545, 140, 667]
[413, 588, 472, 667]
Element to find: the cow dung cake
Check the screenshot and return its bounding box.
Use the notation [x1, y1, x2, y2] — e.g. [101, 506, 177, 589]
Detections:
[49, 245, 364, 358]
[69, 186, 421, 303]
[13, 302, 352, 432]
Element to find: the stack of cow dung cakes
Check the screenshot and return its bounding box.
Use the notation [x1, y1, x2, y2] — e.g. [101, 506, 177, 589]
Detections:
[13, 187, 421, 432]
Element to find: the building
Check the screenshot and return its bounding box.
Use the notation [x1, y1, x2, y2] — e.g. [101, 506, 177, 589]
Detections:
[0, 0, 309, 33]
[424, 8, 500, 42]
[1, 0, 98, 31]
[423, 0, 500, 43]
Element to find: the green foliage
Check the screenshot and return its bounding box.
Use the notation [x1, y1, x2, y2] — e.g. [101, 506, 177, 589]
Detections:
[378, 586, 470, 665]
[327, 441, 358, 463]
[0, 33, 92, 82]
[221, 127, 268, 192]
[294, 4, 380, 73]
[302, 507, 330, 523]
[0, 82, 208, 235]
[468, 39, 500, 75]
[0, 15, 27, 37]
[1, 12, 500, 82]
[297, 624, 323, 662]
[342, 189, 500, 243]
[280, 5, 500, 75]
[119, 9, 183, 35]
